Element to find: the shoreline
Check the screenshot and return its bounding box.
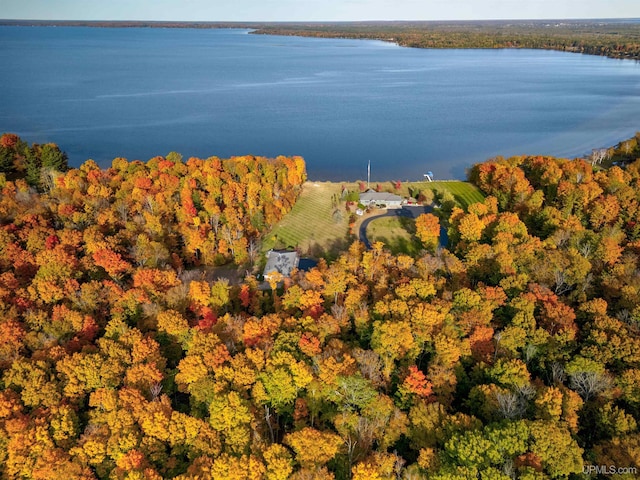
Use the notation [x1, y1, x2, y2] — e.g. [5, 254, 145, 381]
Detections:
[2, 19, 640, 61]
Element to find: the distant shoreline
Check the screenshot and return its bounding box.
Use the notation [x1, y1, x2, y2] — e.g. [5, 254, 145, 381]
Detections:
[0, 19, 255, 29]
[2, 18, 640, 27]
[3, 19, 640, 61]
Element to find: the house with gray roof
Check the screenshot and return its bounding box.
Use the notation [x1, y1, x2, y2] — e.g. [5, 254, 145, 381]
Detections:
[359, 190, 404, 208]
[263, 250, 300, 281]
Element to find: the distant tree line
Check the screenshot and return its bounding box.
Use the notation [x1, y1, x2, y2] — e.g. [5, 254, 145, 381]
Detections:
[251, 20, 640, 61]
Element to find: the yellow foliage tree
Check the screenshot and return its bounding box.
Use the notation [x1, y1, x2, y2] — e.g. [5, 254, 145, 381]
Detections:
[284, 427, 343, 469]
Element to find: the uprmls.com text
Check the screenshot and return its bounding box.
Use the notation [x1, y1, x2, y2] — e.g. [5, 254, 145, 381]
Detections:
[584, 465, 638, 476]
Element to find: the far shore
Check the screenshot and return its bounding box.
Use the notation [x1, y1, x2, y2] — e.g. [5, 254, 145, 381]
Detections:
[3, 19, 640, 61]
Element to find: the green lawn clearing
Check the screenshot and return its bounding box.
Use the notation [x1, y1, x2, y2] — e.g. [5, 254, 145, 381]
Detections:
[261, 179, 484, 260]
[366, 216, 423, 256]
[403, 181, 485, 210]
[261, 182, 356, 258]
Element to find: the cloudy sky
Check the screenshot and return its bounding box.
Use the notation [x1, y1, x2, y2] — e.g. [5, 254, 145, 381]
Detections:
[2, 0, 640, 22]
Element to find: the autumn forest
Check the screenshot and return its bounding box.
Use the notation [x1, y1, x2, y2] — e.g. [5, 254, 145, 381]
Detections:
[1, 132, 640, 479]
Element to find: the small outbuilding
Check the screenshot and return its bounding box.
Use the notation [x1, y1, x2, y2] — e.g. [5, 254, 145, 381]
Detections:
[263, 250, 300, 280]
[359, 190, 403, 208]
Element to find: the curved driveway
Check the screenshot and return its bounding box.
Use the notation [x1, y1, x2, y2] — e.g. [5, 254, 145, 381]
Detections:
[359, 205, 449, 249]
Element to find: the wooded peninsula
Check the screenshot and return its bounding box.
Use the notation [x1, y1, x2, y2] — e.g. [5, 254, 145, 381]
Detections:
[252, 20, 640, 61]
[1, 130, 640, 478]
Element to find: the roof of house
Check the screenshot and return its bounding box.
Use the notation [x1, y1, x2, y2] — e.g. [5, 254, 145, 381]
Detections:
[263, 250, 300, 278]
[359, 190, 403, 203]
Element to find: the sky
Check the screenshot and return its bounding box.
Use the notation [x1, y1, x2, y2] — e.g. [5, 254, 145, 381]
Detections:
[1, 0, 640, 22]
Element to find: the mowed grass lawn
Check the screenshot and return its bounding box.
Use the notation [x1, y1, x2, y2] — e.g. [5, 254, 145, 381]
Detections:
[367, 216, 422, 256]
[261, 182, 356, 258]
[401, 181, 485, 210]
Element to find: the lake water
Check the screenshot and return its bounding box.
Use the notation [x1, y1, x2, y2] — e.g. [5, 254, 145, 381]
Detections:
[1, 26, 640, 180]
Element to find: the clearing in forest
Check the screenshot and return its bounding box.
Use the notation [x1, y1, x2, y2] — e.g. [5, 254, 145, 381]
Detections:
[262, 180, 485, 259]
[261, 182, 355, 259]
[365, 216, 423, 256]
[400, 180, 486, 210]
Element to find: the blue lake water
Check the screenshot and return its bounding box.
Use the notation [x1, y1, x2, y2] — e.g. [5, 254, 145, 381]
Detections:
[1, 26, 640, 180]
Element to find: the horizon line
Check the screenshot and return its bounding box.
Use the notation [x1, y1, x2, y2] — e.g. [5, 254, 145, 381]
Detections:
[2, 17, 640, 23]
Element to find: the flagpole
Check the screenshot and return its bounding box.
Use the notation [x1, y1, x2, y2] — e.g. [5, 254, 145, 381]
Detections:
[367, 160, 370, 190]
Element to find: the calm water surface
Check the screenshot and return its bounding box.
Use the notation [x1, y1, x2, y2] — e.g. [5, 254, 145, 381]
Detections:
[1, 27, 640, 180]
